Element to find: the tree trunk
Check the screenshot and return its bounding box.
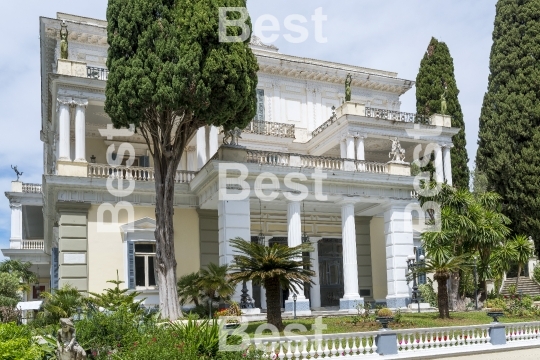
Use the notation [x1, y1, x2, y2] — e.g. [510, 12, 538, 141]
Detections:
[449, 271, 460, 311]
[435, 273, 450, 319]
[516, 264, 522, 288]
[264, 277, 284, 332]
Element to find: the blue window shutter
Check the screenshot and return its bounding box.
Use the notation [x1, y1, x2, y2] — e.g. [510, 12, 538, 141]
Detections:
[52, 247, 59, 290]
[254, 89, 265, 121]
[128, 241, 136, 289]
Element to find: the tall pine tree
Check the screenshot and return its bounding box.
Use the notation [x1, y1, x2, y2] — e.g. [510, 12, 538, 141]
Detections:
[416, 37, 470, 189]
[476, 0, 540, 252]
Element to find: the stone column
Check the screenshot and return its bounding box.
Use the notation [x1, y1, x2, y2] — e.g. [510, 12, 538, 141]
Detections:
[9, 203, 22, 249]
[57, 97, 72, 161]
[443, 145, 453, 186]
[186, 146, 197, 172]
[383, 203, 414, 308]
[309, 237, 322, 309]
[285, 201, 311, 315]
[218, 198, 251, 303]
[208, 126, 219, 160]
[346, 135, 355, 159]
[196, 127, 207, 170]
[356, 135, 365, 161]
[340, 139, 347, 159]
[74, 99, 88, 162]
[434, 145, 444, 184]
[340, 201, 363, 311]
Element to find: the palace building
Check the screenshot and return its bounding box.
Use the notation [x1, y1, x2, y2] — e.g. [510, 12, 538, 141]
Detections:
[2, 13, 457, 313]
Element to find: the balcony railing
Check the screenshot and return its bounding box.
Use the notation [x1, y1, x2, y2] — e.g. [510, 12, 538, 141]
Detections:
[246, 150, 389, 174]
[88, 164, 197, 184]
[365, 107, 430, 124]
[244, 121, 295, 138]
[87, 66, 109, 81]
[22, 183, 42, 193]
[312, 111, 338, 138]
[21, 240, 44, 250]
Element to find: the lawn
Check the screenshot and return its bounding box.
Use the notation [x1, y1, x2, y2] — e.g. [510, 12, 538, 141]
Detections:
[243, 311, 540, 337]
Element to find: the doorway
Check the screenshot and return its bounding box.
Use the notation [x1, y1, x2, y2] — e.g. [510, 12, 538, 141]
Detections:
[318, 238, 344, 307]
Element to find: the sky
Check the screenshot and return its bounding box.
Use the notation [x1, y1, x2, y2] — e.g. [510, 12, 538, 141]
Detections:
[0, 0, 497, 259]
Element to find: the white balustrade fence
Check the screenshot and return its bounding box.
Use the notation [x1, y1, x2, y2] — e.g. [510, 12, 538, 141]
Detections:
[301, 156, 344, 171]
[247, 151, 290, 166]
[506, 321, 540, 342]
[88, 164, 196, 184]
[21, 240, 45, 250]
[250, 332, 378, 359]
[22, 183, 42, 193]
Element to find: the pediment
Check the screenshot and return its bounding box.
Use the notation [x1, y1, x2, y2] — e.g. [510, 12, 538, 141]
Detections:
[120, 217, 156, 232]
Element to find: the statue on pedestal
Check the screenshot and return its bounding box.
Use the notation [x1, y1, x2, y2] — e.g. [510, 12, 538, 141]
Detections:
[440, 83, 448, 115]
[345, 74, 352, 102]
[389, 137, 406, 163]
[60, 20, 69, 60]
[223, 127, 242, 146]
[56, 318, 86, 360]
[11, 165, 23, 181]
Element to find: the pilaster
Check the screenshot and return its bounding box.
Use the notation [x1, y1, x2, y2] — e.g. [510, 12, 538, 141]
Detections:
[383, 202, 414, 308]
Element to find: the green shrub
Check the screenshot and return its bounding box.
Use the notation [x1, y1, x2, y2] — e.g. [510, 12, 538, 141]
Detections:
[533, 264, 540, 285]
[377, 308, 393, 317]
[485, 297, 506, 309]
[419, 279, 437, 307]
[0, 273, 20, 308]
[0, 323, 43, 360]
[38, 284, 84, 325]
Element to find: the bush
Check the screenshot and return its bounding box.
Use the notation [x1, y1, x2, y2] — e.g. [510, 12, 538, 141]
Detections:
[533, 264, 540, 285]
[38, 284, 84, 325]
[0, 273, 20, 307]
[419, 279, 437, 307]
[0, 323, 43, 360]
[0, 306, 20, 324]
[377, 308, 393, 317]
[485, 297, 506, 309]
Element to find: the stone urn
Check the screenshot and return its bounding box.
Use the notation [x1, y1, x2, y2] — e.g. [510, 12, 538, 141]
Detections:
[487, 309, 504, 323]
[376, 308, 394, 330]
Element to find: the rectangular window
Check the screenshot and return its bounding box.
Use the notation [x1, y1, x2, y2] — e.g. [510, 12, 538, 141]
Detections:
[254, 89, 265, 121]
[134, 243, 156, 289]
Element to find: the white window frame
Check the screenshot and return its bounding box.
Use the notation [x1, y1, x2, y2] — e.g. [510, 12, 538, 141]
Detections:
[134, 242, 157, 290]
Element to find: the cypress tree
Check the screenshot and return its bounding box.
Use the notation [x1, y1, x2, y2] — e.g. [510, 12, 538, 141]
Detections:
[415, 37, 470, 189]
[476, 0, 540, 251]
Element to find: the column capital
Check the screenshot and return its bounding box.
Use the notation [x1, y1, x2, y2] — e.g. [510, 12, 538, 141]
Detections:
[9, 202, 22, 210]
[354, 132, 367, 139]
[57, 97, 73, 108]
[381, 200, 416, 212]
[73, 98, 88, 108]
[442, 143, 454, 150]
[337, 196, 360, 206]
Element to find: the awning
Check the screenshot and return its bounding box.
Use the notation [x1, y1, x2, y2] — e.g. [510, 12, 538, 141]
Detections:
[16, 301, 43, 311]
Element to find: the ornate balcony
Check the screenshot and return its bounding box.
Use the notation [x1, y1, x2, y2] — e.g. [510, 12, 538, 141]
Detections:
[244, 121, 295, 138]
[246, 150, 391, 175]
[87, 164, 197, 184]
[21, 240, 44, 250]
[365, 107, 430, 124]
[87, 66, 109, 81]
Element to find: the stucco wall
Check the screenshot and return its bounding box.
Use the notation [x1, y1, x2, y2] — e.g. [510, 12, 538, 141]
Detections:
[370, 216, 387, 302]
[87, 205, 200, 293]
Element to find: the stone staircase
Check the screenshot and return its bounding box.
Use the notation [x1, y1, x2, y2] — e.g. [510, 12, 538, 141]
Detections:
[501, 277, 540, 296]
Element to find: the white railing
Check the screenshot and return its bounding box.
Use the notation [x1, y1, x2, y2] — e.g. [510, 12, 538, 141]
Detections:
[394, 324, 491, 353]
[301, 155, 344, 171]
[247, 151, 290, 166]
[356, 161, 387, 174]
[251, 332, 378, 359]
[244, 121, 296, 138]
[88, 164, 196, 184]
[22, 183, 42, 193]
[21, 240, 44, 250]
[506, 321, 540, 342]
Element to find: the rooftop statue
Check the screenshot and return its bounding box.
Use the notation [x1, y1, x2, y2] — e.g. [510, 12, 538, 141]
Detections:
[389, 137, 406, 163]
[223, 127, 243, 146]
[56, 318, 86, 360]
[11, 165, 22, 181]
[345, 74, 352, 102]
[440, 83, 448, 115]
[60, 20, 69, 60]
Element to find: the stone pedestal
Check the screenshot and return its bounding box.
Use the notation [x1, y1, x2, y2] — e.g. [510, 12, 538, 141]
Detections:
[218, 145, 247, 163]
[336, 101, 365, 117]
[376, 331, 398, 355]
[489, 324, 507, 345]
[430, 114, 452, 127]
[387, 161, 411, 176]
[57, 161, 88, 177]
[57, 59, 87, 78]
[284, 299, 311, 316]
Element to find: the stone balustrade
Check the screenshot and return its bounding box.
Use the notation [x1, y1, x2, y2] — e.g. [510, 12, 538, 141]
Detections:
[21, 240, 45, 250]
[238, 321, 540, 359]
[88, 164, 196, 184]
[244, 121, 295, 138]
[22, 183, 42, 193]
[245, 150, 393, 176]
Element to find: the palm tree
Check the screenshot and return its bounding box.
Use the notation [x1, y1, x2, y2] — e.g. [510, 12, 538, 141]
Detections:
[511, 234, 534, 288]
[491, 240, 518, 279]
[177, 272, 202, 306]
[198, 263, 236, 316]
[228, 238, 314, 331]
[38, 284, 83, 324]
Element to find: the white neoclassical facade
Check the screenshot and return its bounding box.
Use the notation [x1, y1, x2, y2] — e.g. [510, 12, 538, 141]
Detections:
[2, 12, 459, 312]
